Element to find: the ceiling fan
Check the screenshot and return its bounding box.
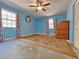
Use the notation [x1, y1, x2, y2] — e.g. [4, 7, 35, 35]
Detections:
[29, 0, 50, 12]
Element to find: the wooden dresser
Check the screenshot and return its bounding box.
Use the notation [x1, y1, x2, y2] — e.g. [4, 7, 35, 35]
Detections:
[56, 21, 69, 39]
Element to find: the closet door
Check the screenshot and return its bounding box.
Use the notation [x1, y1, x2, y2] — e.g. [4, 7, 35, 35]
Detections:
[56, 21, 69, 39]
[74, 1, 79, 49]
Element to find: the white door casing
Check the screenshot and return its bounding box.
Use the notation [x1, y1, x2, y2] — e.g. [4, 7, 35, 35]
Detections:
[74, 1, 79, 49]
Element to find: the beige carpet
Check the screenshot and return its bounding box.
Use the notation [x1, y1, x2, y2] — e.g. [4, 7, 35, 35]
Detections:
[21, 34, 78, 58]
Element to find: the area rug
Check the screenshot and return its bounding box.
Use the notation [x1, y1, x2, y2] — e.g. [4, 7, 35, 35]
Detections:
[21, 34, 78, 58]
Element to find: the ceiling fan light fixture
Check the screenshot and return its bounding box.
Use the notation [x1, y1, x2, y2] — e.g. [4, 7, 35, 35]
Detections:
[37, 6, 42, 10]
[29, 0, 50, 12]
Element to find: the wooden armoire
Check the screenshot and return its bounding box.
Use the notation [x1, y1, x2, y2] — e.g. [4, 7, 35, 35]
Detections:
[56, 21, 69, 39]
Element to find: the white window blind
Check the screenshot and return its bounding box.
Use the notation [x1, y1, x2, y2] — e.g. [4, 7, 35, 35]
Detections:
[1, 9, 16, 28]
[49, 19, 54, 29]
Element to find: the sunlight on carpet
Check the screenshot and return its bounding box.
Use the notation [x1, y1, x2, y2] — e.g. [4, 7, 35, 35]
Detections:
[20, 34, 78, 58]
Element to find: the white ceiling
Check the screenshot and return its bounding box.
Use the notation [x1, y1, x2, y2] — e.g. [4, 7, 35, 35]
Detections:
[0, 0, 71, 17]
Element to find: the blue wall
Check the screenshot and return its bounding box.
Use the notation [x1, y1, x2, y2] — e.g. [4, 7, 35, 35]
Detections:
[0, 2, 35, 39]
[56, 13, 67, 23]
[34, 12, 67, 34]
[34, 17, 48, 34]
[67, 0, 75, 43]
[19, 12, 35, 36]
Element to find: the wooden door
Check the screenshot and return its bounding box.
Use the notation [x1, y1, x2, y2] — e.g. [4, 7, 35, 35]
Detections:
[56, 21, 69, 39]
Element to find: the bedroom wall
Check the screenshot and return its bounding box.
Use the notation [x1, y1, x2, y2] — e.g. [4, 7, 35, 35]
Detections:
[19, 12, 35, 36]
[34, 17, 48, 34]
[34, 12, 67, 35]
[67, 0, 76, 43]
[0, 2, 35, 39]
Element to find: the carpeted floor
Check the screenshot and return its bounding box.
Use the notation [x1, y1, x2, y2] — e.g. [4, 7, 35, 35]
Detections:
[20, 34, 78, 58]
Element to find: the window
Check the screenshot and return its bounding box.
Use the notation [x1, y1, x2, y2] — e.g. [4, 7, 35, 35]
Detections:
[49, 18, 54, 29]
[1, 9, 16, 28]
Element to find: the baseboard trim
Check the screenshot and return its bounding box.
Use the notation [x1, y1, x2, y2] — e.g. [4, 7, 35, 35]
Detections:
[34, 33, 47, 35]
[47, 34, 55, 35]
[20, 33, 49, 37]
[2, 33, 55, 41]
[66, 40, 79, 50]
[20, 33, 35, 37]
[3, 37, 16, 40]
[73, 45, 79, 50]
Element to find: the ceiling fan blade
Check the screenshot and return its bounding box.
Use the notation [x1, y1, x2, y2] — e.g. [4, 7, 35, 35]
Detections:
[29, 5, 37, 7]
[37, 0, 41, 7]
[42, 8, 46, 11]
[37, 0, 42, 3]
[43, 3, 50, 6]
